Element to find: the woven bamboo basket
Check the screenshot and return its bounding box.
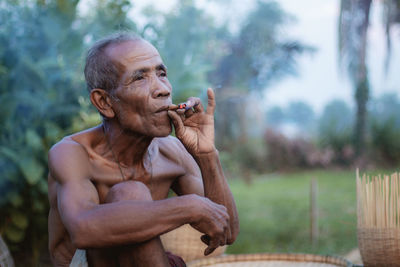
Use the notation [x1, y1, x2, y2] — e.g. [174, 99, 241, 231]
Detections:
[356, 171, 400, 266]
[357, 228, 400, 266]
[187, 253, 354, 267]
[160, 224, 226, 262]
[0, 235, 14, 267]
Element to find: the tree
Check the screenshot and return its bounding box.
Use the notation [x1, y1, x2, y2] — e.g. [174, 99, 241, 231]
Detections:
[266, 106, 286, 126]
[318, 100, 355, 164]
[210, 1, 311, 147]
[318, 100, 354, 156]
[0, 3, 84, 263]
[286, 101, 315, 129]
[0, 0, 135, 265]
[338, 0, 400, 157]
[81, 0, 137, 42]
[369, 93, 400, 164]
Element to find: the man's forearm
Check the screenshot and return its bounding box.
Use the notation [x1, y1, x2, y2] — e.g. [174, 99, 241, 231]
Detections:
[194, 150, 239, 242]
[70, 195, 195, 248]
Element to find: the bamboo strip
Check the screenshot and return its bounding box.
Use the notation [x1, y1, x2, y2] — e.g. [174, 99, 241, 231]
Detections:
[357, 171, 400, 228]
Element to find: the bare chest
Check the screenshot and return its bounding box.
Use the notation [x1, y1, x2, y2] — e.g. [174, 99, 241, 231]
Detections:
[88, 152, 185, 203]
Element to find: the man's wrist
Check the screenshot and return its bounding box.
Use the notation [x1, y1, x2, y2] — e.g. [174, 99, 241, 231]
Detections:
[179, 194, 203, 224]
[193, 148, 218, 159]
[193, 148, 219, 166]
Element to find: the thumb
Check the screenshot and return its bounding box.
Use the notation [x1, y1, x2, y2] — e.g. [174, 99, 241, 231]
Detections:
[168, 111, 185, 137]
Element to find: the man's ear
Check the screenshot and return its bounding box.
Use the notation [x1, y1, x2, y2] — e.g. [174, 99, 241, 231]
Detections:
[90, 89, 116, 118]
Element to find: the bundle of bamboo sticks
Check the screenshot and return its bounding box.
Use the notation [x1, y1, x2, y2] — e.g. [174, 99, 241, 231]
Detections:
[357, 170, 400, 228]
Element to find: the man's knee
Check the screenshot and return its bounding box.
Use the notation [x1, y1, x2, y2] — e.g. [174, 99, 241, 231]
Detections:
[105, 181, 152, 203]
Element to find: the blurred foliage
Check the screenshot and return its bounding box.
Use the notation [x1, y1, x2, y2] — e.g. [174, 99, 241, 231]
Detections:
[263, 129, 335, 171]
[0, 0, 128, 264]
[211, 1, 312, 148]
[286, 101, 315, 129]
[338, 0, 400, 157]
[261, 94, 400, 170]
[338, 0, 372, 157]
[0, 1, 83, 263]
[266, 106, 286, 126]
[318, 100, 354, 165]
[266, 101, 316, 130]
[220, 139, 267, 183]
[369, 93, 400, 165]
[211, 1, 312, 92]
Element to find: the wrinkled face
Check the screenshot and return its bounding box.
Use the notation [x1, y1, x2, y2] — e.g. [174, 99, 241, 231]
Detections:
[106, 39, 173, 137]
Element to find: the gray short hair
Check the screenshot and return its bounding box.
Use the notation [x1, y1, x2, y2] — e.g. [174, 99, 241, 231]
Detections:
[84, 33, 142, 93]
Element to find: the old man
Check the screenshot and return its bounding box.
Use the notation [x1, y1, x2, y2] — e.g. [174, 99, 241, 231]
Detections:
[47, 33, 239, 267]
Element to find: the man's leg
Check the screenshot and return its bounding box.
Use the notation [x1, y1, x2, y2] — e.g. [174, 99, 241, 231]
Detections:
[87, 181, 170, 267]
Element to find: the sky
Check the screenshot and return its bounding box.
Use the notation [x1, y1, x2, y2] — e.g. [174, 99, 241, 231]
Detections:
[81, 0, 400, 114]
[263, 0, 400, 114]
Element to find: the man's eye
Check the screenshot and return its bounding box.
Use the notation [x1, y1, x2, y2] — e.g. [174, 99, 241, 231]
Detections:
[134, 76, 144, 81]
[160, 72, 167, 77]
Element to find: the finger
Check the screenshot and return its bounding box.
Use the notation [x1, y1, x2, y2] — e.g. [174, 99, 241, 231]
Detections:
[184, 108, 195, 118]
[187, 97, 203, 113]
[167, 111, 185, 137]
[224, 226, 231, 246]
[206, 88, 216, 115]
[176, 108, 186, 118]
[176, 110, 186, 122]
[204, 246, 216, 256]
[204, 238, 219, 256]
[193, 102, 204, 113]
[201, 235, 210, 245]
[168, 104, 179, 111]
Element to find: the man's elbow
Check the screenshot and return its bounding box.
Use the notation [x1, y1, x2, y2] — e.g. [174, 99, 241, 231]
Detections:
[69, 219, 92, 249]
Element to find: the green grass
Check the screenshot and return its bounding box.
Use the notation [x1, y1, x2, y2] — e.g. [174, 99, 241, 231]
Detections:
[226, 169, 396, 257]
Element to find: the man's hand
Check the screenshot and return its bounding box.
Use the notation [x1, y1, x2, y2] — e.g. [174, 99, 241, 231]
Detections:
[167, 88, 216, 156]
[187, 194, 231, 256]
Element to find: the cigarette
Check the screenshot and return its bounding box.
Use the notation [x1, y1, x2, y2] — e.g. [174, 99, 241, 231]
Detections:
[168, 104, 187, 110]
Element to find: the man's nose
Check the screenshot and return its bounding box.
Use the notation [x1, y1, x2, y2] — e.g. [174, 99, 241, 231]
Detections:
[152, 79, 171, 99]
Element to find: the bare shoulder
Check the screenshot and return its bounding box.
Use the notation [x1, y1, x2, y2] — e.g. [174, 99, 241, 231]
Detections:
[154, 136, 200, 174]
[154, 136, 191, 163]
[48, 136, 91, 184]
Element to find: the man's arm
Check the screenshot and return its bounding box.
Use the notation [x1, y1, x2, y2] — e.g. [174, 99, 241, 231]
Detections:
[168, 88, 240, 255]
[172, 147, 239, 255]
[194, 150, 239, 244]
[49, 139, 228, 249]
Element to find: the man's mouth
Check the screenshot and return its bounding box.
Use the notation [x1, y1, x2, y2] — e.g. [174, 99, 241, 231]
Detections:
[155, 106, 169, 113]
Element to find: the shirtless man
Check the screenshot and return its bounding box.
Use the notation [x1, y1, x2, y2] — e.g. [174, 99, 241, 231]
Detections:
[47, 33, 239, 267]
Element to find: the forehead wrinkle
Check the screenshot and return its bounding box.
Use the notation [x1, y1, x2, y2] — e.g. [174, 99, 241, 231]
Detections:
[125, 51, 160, 62]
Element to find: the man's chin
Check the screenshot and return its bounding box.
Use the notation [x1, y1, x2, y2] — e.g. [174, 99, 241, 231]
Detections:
[153, 124, 173, 137]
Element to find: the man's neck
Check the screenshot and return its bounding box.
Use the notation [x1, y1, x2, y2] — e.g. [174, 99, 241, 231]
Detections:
[102, 120, 153, 167]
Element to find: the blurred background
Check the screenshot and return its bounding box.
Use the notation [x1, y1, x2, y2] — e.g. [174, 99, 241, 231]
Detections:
[0, 0, 399, 265]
